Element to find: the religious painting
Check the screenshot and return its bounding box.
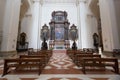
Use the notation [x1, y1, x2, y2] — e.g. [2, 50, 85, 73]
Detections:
[55, 27, 64, 40]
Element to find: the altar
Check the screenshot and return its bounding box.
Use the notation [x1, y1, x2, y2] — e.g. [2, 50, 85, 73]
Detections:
[41, 11, 78, 50]
[49, 11, 70, 49]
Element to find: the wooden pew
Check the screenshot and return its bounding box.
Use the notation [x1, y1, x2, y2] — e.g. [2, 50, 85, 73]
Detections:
[75, 54, 101, 66]
[2, 58, 43, 76]
[67, 50, 76, 59]
[19, 55, 47, 66]
[69, 50, 77, 60]
[27, 50, 52, 64]
[37, 50, 52, 62]
[82, 58, 119, 74]
[71, 51, 93, 63]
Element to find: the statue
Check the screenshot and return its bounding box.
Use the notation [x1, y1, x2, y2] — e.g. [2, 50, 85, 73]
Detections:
[20, 32, 26, 46]
[41, 38, 48, 50]
[72, 41, 77, 50]
[93, 33, 99, 51]
[41, 24, 49, 41]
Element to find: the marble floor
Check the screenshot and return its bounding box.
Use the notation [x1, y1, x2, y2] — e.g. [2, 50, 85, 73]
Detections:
[0, 50, 120, 80]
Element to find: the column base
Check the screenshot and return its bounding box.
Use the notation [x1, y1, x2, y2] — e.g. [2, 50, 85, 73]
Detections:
[0, 50, 17, 59]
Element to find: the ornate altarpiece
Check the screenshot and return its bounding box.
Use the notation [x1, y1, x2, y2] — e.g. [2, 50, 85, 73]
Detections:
[49, 11, 70, 49]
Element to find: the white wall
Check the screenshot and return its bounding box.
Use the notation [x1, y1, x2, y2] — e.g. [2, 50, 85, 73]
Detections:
[79, 2, 98, 49]
[1, 0, 21, 51]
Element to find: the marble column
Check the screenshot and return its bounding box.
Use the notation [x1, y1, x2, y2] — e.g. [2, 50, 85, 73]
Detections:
[1, 0, 21, 51]
[76, 0, 87, 49]
[76, 0, 82, 49]
[30, 0, 42, 50]
[99, 0, 120, 51]
[0, 0, 6, 50]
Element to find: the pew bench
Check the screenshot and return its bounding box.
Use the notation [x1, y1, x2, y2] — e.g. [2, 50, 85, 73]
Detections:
[19, 55, 47, 65]
[31, 50, 52, 63]
[82, 58, 119, 74]
[75, 54, 101, 66]
[2, 58, 43, 76]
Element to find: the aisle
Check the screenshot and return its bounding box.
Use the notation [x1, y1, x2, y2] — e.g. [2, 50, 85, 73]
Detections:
[42, 50, 82, 74]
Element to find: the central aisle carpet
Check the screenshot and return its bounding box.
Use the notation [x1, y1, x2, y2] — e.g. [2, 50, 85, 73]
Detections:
[0, 50, 120, 80]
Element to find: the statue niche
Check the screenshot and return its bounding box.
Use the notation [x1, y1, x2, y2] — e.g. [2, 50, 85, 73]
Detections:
[16, 32, 28, 52]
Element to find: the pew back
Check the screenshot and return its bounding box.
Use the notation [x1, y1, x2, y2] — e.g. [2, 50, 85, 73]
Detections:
[82, 58, 119, 74]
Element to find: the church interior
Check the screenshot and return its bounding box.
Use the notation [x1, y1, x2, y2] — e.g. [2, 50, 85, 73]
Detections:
[0, 0, 120, 80]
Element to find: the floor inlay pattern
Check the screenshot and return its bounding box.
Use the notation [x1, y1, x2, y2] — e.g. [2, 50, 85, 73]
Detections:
[42, 51, 82, 74]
